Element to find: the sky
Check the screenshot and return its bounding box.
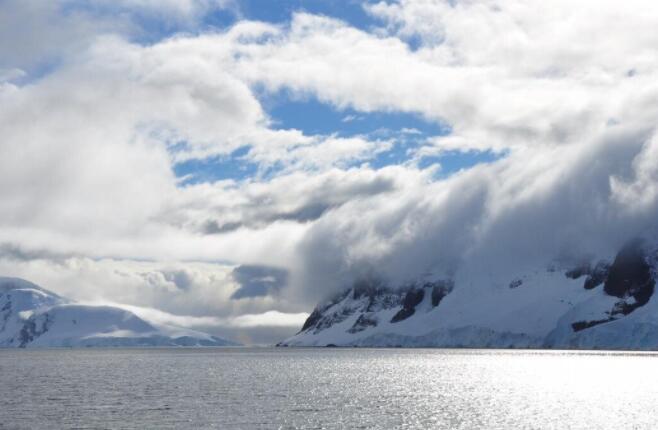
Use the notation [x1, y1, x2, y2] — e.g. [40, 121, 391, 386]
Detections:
[2, 0, 658, 344]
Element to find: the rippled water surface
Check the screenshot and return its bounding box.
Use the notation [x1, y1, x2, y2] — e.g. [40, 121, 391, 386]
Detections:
[1, 347, 657, 429]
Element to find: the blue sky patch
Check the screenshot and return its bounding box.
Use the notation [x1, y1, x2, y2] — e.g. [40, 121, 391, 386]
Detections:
[265, 94, 454, 171]
[174, 147, 259, 185]
[229, 0, 375, 30]
[60, 1, 378, 48]
[266, 95, 448, 138]
[419, 150, 507, 177]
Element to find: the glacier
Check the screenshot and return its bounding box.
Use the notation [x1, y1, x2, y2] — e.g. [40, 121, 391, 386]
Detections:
[280, 239, 658, 349]
[0, 277, 238, 347]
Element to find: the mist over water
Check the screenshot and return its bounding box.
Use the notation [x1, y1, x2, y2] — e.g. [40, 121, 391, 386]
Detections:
[1, 347, 656, 429]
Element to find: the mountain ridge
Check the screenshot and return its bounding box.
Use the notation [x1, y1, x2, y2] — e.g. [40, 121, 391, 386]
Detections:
[280, 238, 658, 349]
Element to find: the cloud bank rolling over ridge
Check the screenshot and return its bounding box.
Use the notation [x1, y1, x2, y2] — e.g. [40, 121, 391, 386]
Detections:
[1, 0, 657, 343]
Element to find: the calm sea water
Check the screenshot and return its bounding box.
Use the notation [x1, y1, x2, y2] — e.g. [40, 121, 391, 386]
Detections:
[0, 347, 656, 429]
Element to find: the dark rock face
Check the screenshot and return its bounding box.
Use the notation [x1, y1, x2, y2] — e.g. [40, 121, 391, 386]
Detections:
[566, 265, 591, 280]
[571, 239, 656, 333]
[430, 280, 454, 307]
[583, 261, 610, 290]
[509, 279, 523, 289]
[403, 288, 425, 308]
[299, 289, 351, 332]
[390, 288, 424, 323]
[18, 319, 36, 346]
[348, 313, 378, 333]
[389, 307, 414, 323]
[564, 260, 611, 290]
[18, 313, 51, 347]
[301, 308, 324, 332]
[603, 239, 655, 308]
[1, 295, 12, 333]
[298, 277, 457, 335]
[572, 319, 611, 332]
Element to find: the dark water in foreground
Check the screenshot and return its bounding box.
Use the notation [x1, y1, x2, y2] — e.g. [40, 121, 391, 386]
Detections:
[0, 347, 656, 429]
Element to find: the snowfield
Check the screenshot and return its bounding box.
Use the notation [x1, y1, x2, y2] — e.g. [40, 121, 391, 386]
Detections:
[0, 278, 238, 347]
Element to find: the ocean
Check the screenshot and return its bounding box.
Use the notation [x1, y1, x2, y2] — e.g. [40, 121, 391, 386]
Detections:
[0, 347, 655, 429]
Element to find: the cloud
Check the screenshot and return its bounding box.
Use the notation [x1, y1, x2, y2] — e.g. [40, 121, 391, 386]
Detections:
[228, 310, 309, 328]
[162, 269, 195, 291]
[0, 19, 408, 265]
[277, 202, 332, 223]
[95, 0, 234, 16]
[202, 220, 244, 235]
[0, 0, 236, 74]
[187, 167, 399, 236]
[229, 4, 658, 156]
[110, 303, 307, 329]
[0, 243, 72, 262]
[0, 255, 308, 320]
[610, 133, 658, 211]
[110, 303, 226, 328]
[291, 132, 658, 303]
[2, 0, 658, 343]
[230, 264, 288, 299]
[119, 304, 309, 345]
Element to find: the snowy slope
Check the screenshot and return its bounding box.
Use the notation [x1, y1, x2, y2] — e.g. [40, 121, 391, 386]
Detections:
[0, 277, 238, 347]
[280, 239, 658, 349]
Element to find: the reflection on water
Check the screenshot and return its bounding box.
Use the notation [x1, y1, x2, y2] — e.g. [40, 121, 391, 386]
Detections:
[0, 348, 656, 429]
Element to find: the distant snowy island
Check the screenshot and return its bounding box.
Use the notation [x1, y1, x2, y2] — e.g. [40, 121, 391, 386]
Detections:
[280, 239, 658, 349]
[0, 278, 238, 348]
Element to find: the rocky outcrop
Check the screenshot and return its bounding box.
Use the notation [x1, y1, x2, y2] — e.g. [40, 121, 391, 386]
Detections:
[390, 288, 424, 323]
[571, 239, 655, 332]
[18, 313, 52, 347]
[347, 314, 378, 333]
[431, 281, 453, 306]
[295, 278, 455, 340]
[603, 239, 655, 308]
[583, 261, 611, 290]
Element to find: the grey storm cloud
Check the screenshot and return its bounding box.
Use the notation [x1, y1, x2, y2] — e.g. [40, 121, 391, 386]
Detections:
[202, 220, 243, 235]
[0, 243, 72, 263]
[201, 202, 332, 235]
[231, 265, 289, 300]
[276, 202, 332, 223]
[162, 270, 194, 291]
[198, 174, 397, 235]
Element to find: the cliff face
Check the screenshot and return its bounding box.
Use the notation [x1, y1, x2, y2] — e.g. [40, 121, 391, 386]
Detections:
[280, 240, 658, 349]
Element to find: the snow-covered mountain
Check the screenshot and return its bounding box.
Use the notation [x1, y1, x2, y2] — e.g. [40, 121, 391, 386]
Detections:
[280, 239, 658, 349]
[0, 277, 238, 347]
